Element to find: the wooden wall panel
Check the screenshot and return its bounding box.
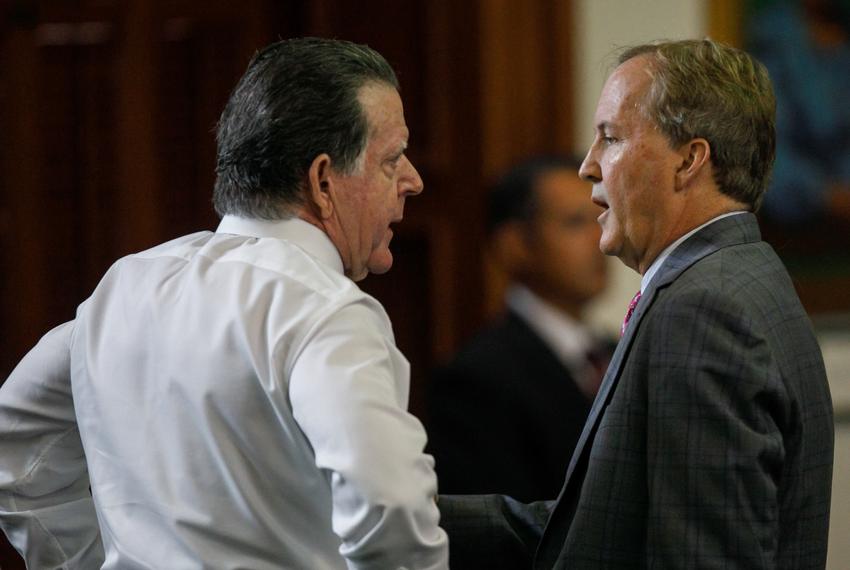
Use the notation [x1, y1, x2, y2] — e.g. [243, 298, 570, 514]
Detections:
[479, 0, 576, 180]
[478, 0, 577, 317]
[1, 28, 49, 381]
[708, 0, 744, 46]
[156, 21, 245, 239]
[0, 1, 276, 378]
[39, 21, 119, 313]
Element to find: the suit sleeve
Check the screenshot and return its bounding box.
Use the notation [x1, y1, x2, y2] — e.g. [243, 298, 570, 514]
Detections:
[0, 321, 105, 569]
[643, 288, 786, 568]
[438, 494, 552, 570]
[426, 362, 539, 499]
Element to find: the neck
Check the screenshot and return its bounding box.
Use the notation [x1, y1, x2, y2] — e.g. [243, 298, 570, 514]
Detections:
[523, 283, 583, 320]
[294, 204, 358, 279]
[636, 192, 747, 274]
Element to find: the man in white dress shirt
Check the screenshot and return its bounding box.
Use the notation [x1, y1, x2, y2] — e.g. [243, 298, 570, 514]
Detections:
[0, 38, 448, 569]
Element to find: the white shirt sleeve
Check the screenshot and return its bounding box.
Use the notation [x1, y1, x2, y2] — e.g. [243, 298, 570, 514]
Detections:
[288, 301, 449, 570]
[0, 321, 105, 569]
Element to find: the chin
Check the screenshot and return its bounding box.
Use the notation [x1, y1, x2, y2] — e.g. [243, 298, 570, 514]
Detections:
[366, 250, 394, 276]
[599, 227, 625, 257]
[598, 239, 617, 257]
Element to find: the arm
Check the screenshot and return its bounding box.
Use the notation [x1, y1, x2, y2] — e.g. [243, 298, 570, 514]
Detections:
[288, 301, 448, 570]
[438, 494, 551, 570]
[644, 288, 785, 568]
[0, 321, 104, 569]
[426, 363, 539, 499]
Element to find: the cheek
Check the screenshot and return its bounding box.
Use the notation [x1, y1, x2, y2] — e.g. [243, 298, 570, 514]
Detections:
[373, 182, 396, 216]
[608, 165, 652, 221]
[569, 235, 604, 268]
[544, 231, 595, 268]
[606, 143, 626, 165]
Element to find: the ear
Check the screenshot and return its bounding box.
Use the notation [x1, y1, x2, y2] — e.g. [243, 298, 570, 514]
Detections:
[674, 138, 711, 191]
[491, 222, 532, 276]
[306, 153, 334, 219]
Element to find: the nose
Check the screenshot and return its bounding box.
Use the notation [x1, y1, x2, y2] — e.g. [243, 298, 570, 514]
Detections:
[399, 155, 424, 197]
[579, 146, 601, 184]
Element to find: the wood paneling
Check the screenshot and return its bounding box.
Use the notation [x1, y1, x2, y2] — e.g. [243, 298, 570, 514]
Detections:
[708, 0, 744, 47]
[478, 0, 577, 318]
[0, 1, 275, 378]
[1, 28, 48, 378]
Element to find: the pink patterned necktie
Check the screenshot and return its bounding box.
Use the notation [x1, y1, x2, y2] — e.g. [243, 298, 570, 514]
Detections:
[621, 290, 642, 337]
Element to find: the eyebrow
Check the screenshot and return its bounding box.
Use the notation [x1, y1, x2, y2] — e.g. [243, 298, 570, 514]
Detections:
[388, 141, 408, 158]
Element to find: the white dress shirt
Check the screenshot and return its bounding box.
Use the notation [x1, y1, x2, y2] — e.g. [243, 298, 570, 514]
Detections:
[0, 215, 448, 570]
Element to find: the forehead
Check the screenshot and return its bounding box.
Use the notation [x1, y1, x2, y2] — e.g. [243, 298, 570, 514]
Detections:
[535, 168, 594, 210]
[357, 83, 407, 145]
[595, 55, 655, 125]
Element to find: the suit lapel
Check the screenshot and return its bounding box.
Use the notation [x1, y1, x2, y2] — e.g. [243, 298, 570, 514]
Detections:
[534, 213, 762, 568]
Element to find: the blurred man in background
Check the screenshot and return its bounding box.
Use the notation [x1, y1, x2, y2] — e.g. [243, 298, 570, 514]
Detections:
[427, 155, 613, 502]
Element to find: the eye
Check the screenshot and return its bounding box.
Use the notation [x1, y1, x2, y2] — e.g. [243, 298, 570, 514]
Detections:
[386, 150, 404, 166]
[382, 153, 403, 177]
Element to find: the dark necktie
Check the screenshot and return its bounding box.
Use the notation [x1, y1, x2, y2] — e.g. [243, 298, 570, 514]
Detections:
[583, 347, 609, 398]
[620, 290, 642, 337]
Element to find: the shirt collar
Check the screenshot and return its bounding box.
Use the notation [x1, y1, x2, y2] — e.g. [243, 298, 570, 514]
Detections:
[641, 211, 746, 293]
[216, 215, 345, 275]
[506, 284, 594, 367]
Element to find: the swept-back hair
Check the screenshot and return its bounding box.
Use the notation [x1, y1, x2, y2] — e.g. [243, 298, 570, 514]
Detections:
[213, 37, 399, 219]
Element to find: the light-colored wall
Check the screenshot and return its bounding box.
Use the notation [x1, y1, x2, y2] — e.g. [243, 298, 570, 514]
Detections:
[820, 327, 850, 570]
[572, 3, 848, 567]
[829, 423, 850, 570]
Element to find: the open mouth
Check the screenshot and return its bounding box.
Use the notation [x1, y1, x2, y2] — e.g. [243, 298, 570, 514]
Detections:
[591, 193, 608, 210]
[591, 193, 609, 222]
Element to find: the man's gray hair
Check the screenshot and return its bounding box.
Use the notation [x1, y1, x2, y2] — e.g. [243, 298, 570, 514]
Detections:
[618, 38, 776, 211]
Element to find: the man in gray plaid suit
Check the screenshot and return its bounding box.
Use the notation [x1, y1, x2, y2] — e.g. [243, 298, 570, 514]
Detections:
[438, 39, 834, 569]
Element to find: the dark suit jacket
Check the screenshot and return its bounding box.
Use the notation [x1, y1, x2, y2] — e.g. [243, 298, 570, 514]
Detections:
[426, 311, 604, 503]
[439, 214, 834, 569]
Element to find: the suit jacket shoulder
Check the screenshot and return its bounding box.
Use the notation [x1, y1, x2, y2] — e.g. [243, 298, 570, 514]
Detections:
[427, 311, 593, 501]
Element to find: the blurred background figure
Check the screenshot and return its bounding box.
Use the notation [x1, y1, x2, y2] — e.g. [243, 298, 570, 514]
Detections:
[426, 155, 615, 502]
[748, 0, 850, 225]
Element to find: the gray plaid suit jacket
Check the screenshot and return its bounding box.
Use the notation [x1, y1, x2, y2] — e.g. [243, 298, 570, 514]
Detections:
[439, 213, 834, 569]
